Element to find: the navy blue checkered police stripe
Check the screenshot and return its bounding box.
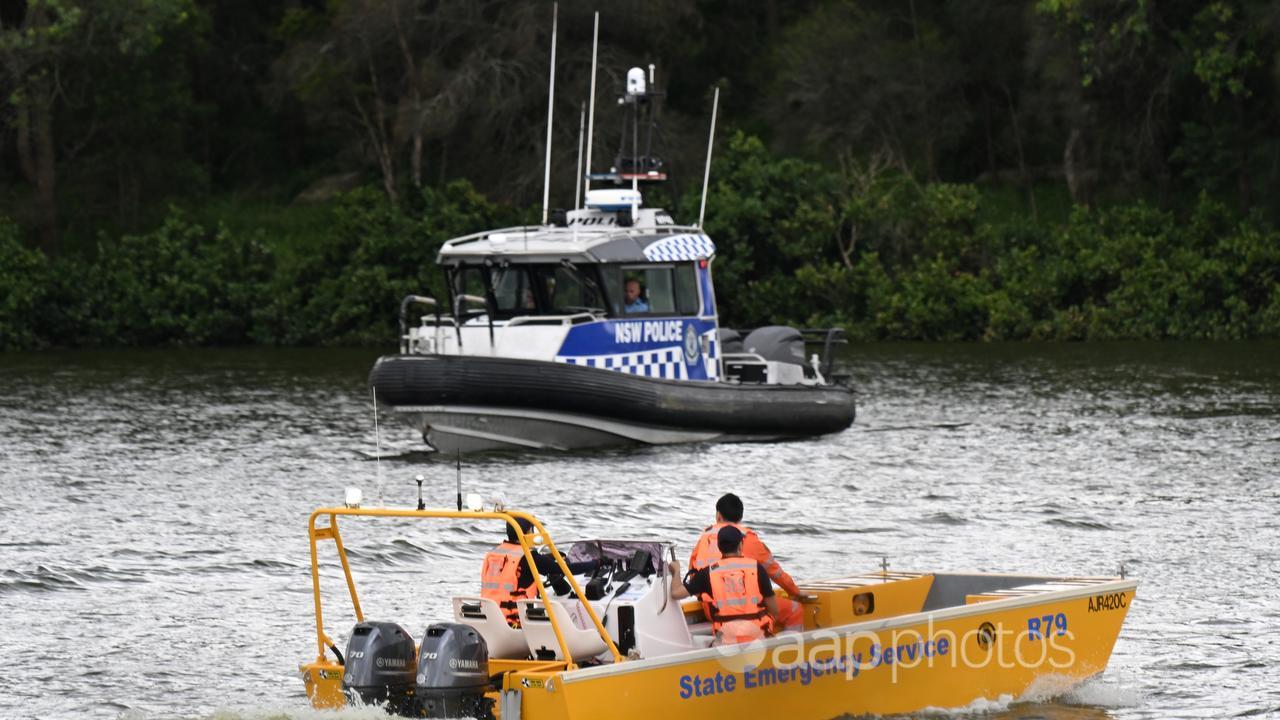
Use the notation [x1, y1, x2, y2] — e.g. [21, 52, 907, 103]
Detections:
[643, 234, 716, 262]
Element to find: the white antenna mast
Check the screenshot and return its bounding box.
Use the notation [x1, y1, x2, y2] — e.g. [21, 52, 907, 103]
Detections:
[540, 2, 559, 225]
[582, 11, 600, 207]
[574, 102, 586, 211]
[697, 86, 720, 228]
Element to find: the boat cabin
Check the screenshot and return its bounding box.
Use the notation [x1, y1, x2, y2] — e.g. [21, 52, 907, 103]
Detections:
[404, 189, 725, 382]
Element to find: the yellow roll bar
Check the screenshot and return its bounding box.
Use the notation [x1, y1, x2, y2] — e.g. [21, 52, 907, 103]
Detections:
[307, 506, 624, 670]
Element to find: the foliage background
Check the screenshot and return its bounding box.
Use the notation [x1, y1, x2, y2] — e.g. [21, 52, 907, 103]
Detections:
[2, 0, 1279, 348]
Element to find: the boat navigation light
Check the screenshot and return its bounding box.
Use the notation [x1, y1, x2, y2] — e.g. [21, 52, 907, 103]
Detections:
[465, 493, 485, 512]
[627, 67, 646, 96]
[489, 492, 510, 511]
[344, 487, 363, 508]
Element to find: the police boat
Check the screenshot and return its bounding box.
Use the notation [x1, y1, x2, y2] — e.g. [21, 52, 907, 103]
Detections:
[368, 63, 855, 454]
[300, 500, 1139, 718]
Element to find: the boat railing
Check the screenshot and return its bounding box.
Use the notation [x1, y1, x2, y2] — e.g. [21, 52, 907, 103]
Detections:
[730, 327, 848, 383]
[305, 506, 624, 674]
[441, 224, 545, 249]
[439, 222, 709, 252]
[399, 294, 439, 354]
[505, 312, 598, 327]
[797, 327, 848, 381]
[453, 293, 494, 350]
[404, 311, 600, 355]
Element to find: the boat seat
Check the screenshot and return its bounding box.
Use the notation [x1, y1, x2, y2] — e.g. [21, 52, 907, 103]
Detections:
[688, 621, 714, 636]
[687, 621, 715, 649]
[517, 598, 608, 662]
[451, 597, 530, 659]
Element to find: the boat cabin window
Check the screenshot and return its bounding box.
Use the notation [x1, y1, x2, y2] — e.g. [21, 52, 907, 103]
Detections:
[490, 265, 535, 312]
[453, 266, 489, 313]
[602, 264, 699, 316]
[448, 264, 606, 319]
[674, 264, 698, 315]
[542, 265, 605, 314]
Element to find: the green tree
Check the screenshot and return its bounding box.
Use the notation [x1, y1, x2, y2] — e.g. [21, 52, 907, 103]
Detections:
[0, 0, 199, 253]
[765, 0, 969, 182]
[679, 131, 837, 326]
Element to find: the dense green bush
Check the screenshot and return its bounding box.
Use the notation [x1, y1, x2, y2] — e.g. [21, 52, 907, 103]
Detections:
[705, 136, 1280, 342]
[3, 141, 1278, 350]
[68, 209, 275, 346]
[259, 180, 527, 346]
[0, 218, 51, 350]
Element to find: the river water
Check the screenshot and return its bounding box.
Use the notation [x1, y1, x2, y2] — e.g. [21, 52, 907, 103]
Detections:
[1, 342, 1277, 720]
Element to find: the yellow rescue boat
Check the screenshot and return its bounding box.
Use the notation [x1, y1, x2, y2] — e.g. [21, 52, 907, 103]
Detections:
[300, 505, 1137, 718]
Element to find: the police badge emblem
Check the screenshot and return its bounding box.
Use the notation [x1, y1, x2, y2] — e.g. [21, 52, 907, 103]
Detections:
[683, 323, 700, 364]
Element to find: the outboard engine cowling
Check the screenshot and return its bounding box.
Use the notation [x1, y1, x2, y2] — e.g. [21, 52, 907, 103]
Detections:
[341, 621, 417, 713]
[743, 326, 806, 365]
[717, 327, 743, 354]
[415, 623, 493, 719]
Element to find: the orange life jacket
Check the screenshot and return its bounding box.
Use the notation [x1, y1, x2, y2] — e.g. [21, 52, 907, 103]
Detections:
[481, 542, 537, 624]
[705, 558, 772, 636]
[689, 522, 745, 571]
[690, 521, 802, 598]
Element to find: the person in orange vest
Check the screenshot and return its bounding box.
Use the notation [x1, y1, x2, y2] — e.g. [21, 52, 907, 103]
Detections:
[481, 518, 598, 627]
[687, 493, 805, 632]
[669, 525, 780, 645]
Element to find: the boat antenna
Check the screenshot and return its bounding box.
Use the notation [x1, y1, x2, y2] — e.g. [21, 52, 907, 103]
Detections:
[582, 11, 599, 207]
[455, 450, 463, 512]
[371, 385, 383, 505]
[574, 101, 586, 211]
[696, 86, 720, 228]
[631, 98, 640, 225]
[540, 2, 559, 226]
[646, 64, 659, 161]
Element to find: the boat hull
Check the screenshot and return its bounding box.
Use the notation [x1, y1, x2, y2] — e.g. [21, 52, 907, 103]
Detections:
[370, 354, 856, 452]
[515, 581, 1137, 718]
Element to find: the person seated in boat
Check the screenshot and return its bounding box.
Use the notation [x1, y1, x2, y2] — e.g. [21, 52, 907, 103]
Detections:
[623, 278, 649, 313]
[481, 518, 599, 627]
[687, 493, 805, 632]
[668, 525, 780, 645]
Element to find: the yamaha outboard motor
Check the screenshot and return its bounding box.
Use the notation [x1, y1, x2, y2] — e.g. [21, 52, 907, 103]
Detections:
[341, 621, 417, 714]
[415, 623, 493, 719]
[743, 326, 806, 365]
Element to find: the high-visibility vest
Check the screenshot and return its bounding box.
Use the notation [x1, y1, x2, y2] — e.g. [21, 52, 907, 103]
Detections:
[706, 558, 771, 634]
[481, 542, 537, 624]
[690, 522, 801, 597]
[689, 522, 750, 570]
